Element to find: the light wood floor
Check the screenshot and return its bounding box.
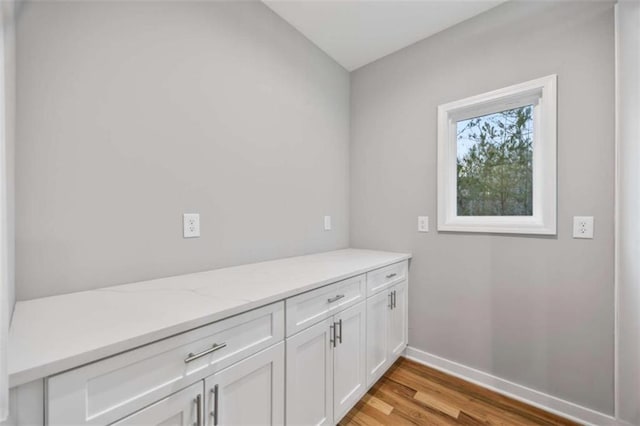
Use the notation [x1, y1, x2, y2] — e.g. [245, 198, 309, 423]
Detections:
[339, 358, 580, 426]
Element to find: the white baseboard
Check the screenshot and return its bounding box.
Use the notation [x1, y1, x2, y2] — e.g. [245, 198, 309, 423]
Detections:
[404, 346, 618, 426]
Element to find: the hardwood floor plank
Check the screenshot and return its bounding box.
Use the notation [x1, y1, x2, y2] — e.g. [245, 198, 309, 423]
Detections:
[390, 362, 563, 426]
[399, 359, 571, 426]
[359, 400, 417, 426]
[386, 365, 517, 424]
[339, 358, 580, 426]
[363, 394, 394, 416]
[387, 365, 540, 425]
[371, 379, 461, 425]
[344, 402, 387, 426]
[456, 412, 489, 425]
[414, 391, 461, 419]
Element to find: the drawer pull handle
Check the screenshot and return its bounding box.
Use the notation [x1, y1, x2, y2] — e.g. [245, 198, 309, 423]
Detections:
[211, 384, 219, 426]
[330, 324, 336, 347]
[185, 342, 227, 363]
[194, 394, 202, 426]
[386, 273, 397, 279]
[327, 294, 345, 303]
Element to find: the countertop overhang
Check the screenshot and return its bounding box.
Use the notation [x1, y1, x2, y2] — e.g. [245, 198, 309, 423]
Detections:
[8, 248, 411, 387]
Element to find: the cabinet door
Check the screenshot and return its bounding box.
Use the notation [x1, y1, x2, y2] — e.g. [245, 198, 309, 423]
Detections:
[111, 382, 203, 426]
[333, 301, 366, 423]
[204, 342, 284, 426]
[286, 318, 334, 426]
[388, 280, 408, 360]
[366, 290, 391, 387]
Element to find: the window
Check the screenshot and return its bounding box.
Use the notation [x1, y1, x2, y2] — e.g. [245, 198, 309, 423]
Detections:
[456, 105, 533, 217]
[437, 75, 557, 234]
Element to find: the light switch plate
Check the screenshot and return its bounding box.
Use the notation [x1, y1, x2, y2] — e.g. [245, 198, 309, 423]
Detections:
[183, 213, 200, 238]
[573, 216, 594, 239]
[324, 216, 332, 231]
[418, 216, 429, 232]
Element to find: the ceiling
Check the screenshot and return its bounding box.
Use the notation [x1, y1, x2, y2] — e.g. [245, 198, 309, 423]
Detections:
[263, 0, 506, 71]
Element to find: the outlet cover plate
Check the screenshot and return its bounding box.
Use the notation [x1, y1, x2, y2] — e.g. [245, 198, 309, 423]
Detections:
[183, 213, 200, 238]
[573, 216, 594, 239]
[324, 216, 332, 231]
[418, 216, 429, 232]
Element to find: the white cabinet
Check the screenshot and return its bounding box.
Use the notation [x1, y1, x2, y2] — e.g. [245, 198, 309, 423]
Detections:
[286, 301, 367, 426]
[204, 342, 284, 426]
[366, 261, 408, 296]
[111, 382, 203, 426]
[286, 318, 334, 426]
[335, 275, 367, 312]
[47, 303, 284, 426]
[37, 258, 408, 426]
[366, 280, 408, 387]
[286, 274, 365, 337]
[333, 301, 367, 422]
[388, 280, 408, 359]
[366, 290, 391, 386]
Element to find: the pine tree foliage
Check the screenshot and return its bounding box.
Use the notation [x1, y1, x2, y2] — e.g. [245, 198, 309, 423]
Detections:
[456, 105, 533, 216]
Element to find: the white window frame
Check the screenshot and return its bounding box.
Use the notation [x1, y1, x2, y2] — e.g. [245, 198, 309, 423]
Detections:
[437, 75, 557, 235]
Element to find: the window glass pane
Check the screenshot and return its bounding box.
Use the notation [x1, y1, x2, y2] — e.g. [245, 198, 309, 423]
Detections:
[456, 105, 533, 216]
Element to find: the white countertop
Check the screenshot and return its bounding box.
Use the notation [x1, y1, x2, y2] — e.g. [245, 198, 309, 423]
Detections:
[8, 248, 410, 387]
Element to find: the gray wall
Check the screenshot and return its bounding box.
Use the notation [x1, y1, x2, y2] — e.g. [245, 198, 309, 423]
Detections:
[15, 1, 350, 300]
[616, 1, 640, 424]
[15, 0, 621, 417]
[350, 1, 615, 414]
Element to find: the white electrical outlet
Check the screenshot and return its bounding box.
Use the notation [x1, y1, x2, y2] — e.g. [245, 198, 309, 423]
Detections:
[324, 216, 332, 231]
[418, 216, 429, 232]
[183, 213, 200, 238]
[573, 216, 594, 239]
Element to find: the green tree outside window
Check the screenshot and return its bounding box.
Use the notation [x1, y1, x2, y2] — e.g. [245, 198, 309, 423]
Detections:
[456, 105, 533, 216]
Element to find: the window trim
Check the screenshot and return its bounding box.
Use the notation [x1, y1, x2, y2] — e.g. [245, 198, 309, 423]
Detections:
[437, 75, 557, 235]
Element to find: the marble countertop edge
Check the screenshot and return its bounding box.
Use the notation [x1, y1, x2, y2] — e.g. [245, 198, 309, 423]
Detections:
[8, 248, 411, 388]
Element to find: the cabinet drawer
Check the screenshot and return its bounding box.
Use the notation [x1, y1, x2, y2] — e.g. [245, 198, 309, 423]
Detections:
[110, 381, 203, 426]
[366, 261, 408, 296]
[47, 302, 284, 426]
[336, 274, 366, 312]
[285, 275, 365, 337]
